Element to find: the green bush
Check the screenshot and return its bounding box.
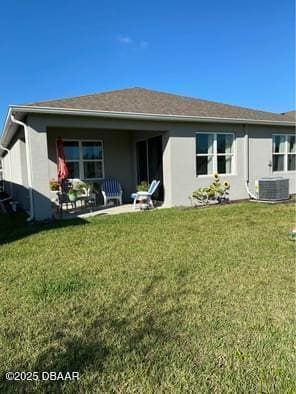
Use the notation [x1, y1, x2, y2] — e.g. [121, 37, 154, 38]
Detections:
[192, 173, 230, 205]
[136, 181, 149, 192]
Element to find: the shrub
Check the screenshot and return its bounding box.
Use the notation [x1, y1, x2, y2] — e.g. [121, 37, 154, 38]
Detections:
[192, 173, 230, 206]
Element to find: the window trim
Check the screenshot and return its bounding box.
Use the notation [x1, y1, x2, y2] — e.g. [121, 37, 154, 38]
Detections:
[272, 134, 296, 173]
[195, 132, 236, 176]
[62, 139, 105, 180]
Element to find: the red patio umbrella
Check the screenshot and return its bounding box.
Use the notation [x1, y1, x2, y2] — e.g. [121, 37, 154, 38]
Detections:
[56, 138, 69, 182]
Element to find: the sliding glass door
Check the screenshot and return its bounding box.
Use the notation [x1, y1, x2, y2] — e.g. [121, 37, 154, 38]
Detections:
[136, 136, 163, 201]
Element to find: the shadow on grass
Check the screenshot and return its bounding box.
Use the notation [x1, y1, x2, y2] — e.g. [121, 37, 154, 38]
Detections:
[2, 279, 186, 392]
[0, 212, 88, 246]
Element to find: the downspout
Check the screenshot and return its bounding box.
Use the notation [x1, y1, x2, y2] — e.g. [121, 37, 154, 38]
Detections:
[244, 124, 257, 199]
[10, 115, 34, 221]
[0, 144, 13, 196]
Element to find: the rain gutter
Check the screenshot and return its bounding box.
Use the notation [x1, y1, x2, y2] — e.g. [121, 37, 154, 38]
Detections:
[244, 124, 257, 199]
[1, 105, 295, 149]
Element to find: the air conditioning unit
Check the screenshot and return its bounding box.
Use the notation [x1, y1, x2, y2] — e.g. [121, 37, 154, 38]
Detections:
[255, 177, 289, 201]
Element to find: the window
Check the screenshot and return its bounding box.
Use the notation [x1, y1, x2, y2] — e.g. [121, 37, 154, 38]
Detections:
[196, 133, 234, 175]
[272, 135, 295, 172]
[63, 140, 104, 180]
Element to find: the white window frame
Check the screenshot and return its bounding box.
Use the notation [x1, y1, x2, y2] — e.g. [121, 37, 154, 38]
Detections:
[195, 132, 235, 176]
[63, 139, 105, 180]
[272, 134, 296, 173]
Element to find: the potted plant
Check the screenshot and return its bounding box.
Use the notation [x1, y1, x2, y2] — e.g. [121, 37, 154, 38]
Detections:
[67, 185, 78, 202]
[49, 179, 60, 203]
[67, 179, 89, 203]
[72, 179, 88, 196]
[136, 181, 149, 201]
[136, 181, 149, 206]
[49, 179, 59, 191]
[136, 181, 149, 192]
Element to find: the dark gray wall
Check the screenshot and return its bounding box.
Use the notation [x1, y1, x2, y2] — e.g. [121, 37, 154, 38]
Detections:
[47, 127, 135, 201]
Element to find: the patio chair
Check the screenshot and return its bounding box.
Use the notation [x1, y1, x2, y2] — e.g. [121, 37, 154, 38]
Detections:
[131, 180, 160, 209]
[101, 179, 123, 206]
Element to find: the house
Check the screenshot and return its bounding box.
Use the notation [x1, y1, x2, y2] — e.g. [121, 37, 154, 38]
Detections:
[0, 87, 295, 221]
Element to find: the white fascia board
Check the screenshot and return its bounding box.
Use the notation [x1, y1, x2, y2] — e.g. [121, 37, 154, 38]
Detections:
[1, 105, 295, 153]
[9, 105, 296, 125]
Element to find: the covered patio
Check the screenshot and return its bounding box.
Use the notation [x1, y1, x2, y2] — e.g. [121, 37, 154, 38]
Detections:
[1, 110, 173, 221]
[47, 123, 168, 219]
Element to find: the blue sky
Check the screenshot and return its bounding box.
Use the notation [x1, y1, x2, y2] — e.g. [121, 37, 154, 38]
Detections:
[0, 0, 294, 130]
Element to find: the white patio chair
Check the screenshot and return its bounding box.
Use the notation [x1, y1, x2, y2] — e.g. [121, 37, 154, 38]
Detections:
[131, 180, 160, 209]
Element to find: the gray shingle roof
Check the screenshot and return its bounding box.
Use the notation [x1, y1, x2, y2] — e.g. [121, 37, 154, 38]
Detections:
[281, 110, 296, 121]
[25, 87, 292, 122]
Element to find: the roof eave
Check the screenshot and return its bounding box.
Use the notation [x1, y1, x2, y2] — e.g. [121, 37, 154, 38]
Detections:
[1, 105, 295, 154]
[0, 107, 14, 155]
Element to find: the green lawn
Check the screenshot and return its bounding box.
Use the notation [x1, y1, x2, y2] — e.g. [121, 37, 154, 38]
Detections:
[0, 202, 295, 393]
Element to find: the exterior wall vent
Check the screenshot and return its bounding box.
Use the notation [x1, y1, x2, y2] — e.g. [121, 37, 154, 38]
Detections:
[256, 177, 289, 201]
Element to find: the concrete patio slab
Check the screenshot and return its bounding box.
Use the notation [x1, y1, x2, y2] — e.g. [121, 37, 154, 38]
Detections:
[56, 203, 162, 220]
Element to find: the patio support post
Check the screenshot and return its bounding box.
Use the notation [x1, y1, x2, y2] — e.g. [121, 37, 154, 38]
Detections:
[25, 116, 52, 221]
[162, 131, 173, 207]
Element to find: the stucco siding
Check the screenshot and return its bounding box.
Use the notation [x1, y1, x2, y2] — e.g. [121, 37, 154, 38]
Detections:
[2, 137, 30, 211]
[4, 112, 295, 220]
[26, 116, 52, 220]
[167, 123, 295, 206]
[168, 123, 246, 205]
[2, 153, 9, 182]
[248, 125, 295, 196]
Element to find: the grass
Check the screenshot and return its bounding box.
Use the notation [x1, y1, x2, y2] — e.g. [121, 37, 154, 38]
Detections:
[0, 202, 295, 393]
